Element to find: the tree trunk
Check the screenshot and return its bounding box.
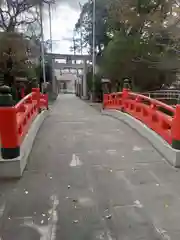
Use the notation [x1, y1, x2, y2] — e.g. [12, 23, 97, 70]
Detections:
[6, 20, 16, 32]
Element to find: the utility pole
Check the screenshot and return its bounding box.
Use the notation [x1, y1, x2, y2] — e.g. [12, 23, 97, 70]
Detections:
[79, 2, 83, 55]
[73, 35, 77, 64]
[73, 32, 76, 56]
[92, 0, 96, 101]
[48, 3, 53, 52]
[39, 2, 46, 85]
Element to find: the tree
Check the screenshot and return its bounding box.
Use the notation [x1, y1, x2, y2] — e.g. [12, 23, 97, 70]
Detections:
[0, 32, 40, 86]
[0, 0, 39, 32]
[100, 0, 180, 91]
[0, 0, 56, 33]
[75, 0, 110, 56]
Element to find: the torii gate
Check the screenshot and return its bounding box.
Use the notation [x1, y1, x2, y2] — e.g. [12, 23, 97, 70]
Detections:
[46, 53, 91, 99]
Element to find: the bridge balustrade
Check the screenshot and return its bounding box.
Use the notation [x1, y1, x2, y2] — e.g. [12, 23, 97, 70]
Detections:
[103, 89, 180, 149]
[0, 87, 48, 159]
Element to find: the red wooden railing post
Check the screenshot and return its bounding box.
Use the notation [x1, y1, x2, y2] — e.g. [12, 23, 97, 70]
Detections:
[121, 79, 130, 111]
[171, 105, 180, 149]
[32, 88, 41, 112]
[0, 86, 19, 159]
[122, 79, 130, 99]
[122, 87, 130, 100]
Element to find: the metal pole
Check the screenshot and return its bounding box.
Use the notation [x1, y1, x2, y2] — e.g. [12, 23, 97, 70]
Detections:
[92, 0, 96, 100]
[40, 2, 46, 85]
[73, 34, 77, 64]
[79, 2, 83, 55]
[48, 3, 53, 52]
[73, 36, 76, 55]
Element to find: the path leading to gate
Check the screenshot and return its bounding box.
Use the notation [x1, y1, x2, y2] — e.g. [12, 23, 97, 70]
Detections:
[1, 95, 180, 239]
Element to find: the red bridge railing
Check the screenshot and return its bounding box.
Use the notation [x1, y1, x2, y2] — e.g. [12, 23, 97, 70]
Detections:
[0, 87, 48, 159]
[103, 89, 180, 149]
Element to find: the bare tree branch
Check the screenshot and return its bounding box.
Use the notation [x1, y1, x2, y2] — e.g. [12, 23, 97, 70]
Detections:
[0, 0, 47, 32]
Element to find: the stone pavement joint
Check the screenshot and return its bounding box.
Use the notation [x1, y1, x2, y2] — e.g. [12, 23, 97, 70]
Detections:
[0, 94, 180, 239]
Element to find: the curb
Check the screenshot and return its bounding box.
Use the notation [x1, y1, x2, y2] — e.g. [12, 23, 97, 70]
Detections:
[0, 110, 49, 178]
[102, 109, 180, 168]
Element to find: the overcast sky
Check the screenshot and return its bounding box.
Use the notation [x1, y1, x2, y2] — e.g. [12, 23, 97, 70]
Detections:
[44, 0, 87, 54]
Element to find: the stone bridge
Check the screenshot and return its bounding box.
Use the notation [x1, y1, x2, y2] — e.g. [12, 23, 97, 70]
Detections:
[0, 90, 180, 239]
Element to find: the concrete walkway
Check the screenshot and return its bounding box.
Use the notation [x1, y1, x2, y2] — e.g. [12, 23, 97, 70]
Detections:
[1, 95, 180, 239]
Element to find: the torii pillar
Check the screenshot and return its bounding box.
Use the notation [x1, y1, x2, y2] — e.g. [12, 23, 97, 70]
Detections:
[82, 60, 87, 99]
[51, 59, 58, 95]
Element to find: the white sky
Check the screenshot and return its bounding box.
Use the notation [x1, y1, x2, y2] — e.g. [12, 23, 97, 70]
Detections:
[43, 0, 87, 54]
